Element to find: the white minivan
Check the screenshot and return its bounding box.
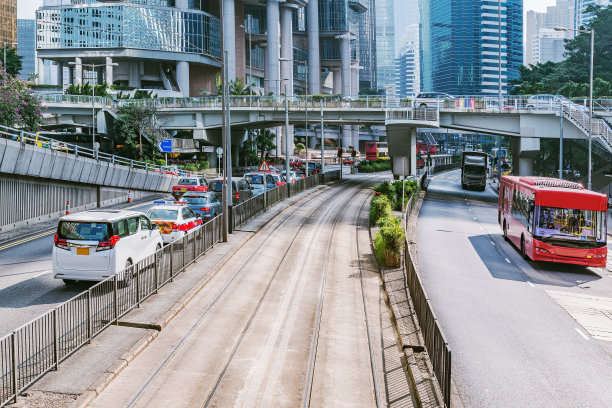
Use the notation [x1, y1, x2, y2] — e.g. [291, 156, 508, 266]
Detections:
[53, 210, 163, 284]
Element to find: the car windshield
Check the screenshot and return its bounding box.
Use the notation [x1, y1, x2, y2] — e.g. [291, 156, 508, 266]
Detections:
[535, 207, 607, 243]
[147, 209, 178, 220]
[245, 174, 264, 184]
[464, 165, 486, 175]
[208, 181, 223, 192]
[178, 178, 197, 185]
[58, 221, 111, 241]
[183, 196, 209, 205]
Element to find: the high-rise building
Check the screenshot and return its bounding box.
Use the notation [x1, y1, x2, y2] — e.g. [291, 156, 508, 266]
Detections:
[17, 19, 36, 81]
[0, 0, 17, 55]
[395, 44, 418, 96]
[420, 0, 523, 95]
[374, 0, 395, 96]
[532, 28, 567, 64]
[575, 0, 610, 29]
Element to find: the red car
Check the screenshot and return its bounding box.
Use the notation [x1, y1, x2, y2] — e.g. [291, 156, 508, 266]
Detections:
[172, 177, 208, 199]
[343, 158, 355, 165]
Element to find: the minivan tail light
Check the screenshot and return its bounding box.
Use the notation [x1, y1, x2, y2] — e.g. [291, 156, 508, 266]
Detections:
[54, 234, 69, 250]
[235, 192, 239, 199]
[97, 235, 120, 251]
[200, 207, 210, 211]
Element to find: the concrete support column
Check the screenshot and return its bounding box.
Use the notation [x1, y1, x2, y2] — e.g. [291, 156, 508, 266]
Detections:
[55, 63, 64, 86]
[352, 125, 359, 149]
[128, 62, 140, 88]
[341, 125, 352, 149]
[309, 130, 317, 149]
[337, 34, 352, 96]
[223, 0, 236, 81]
[510, 137, 540, 176]
[105, 57, 114, 86]
[351, 65, 360, 96]
[175, 0, 188, 9]
[277, 127, 283, 159]
[37, 58, 45, 84]
[332, 69, 341, 94]
[67, 67, 73, 85]
[176, 61, 189, 97]
[73, 57, 82, 85]
[280, 4, 296, 97]
[266, 0, 281, 95]
[307, 0, 321, 94]
[410, 128, 417, 175]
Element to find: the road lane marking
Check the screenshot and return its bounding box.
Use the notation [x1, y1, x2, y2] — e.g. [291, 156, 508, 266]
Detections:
[0, 230, 55, 251]
[505, 258, 511, 263]
[490, 241, 496, 246]
[480, 226, 484, 231]
[527, 281, 535, 288]
[473, 217, 477, 220]
[575, 328, 590, 340]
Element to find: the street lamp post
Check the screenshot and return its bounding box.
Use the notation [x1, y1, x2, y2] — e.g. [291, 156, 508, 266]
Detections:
[555, 25, 595, 189]
[68, 61, 118, 154]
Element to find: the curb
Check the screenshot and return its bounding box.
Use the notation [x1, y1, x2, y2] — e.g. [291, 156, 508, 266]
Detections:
[70, 184, 329, 408]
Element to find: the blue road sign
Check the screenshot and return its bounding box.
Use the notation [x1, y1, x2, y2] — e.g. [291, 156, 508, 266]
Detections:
[158, 139, 172, 153]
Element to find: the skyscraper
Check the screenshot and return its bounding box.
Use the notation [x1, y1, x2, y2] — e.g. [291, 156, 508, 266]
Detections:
[575, 0, 610, 29]
[525, 0, 575, 66]
[375, 0, 395, 96]
[420, 0, 523, 95]
[17, 19, 36, 81]
[0, 0, 17, 54]
[395, 45, 418, 96]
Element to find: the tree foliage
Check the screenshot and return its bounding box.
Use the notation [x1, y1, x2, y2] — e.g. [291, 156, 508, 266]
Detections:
[113, 104, 160, 160]
[215, 76, 252, 96]
[1, 46, 22, 77]
[0, 67, 43, 131]
[510, 5, 612, 97]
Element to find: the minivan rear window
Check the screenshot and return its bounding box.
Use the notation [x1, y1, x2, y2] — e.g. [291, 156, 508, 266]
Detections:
[58, 221, 111, 241]
[178, 178, 197, 185]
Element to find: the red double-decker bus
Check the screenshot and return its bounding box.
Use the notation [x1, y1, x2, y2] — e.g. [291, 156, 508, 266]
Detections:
[498, 176, 608, 267]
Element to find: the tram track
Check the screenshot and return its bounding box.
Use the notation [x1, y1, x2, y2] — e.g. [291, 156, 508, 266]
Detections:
[119, 176, 377, 408]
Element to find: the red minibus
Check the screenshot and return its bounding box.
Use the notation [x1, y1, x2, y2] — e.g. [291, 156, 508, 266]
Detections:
[499, 176, 608, 267]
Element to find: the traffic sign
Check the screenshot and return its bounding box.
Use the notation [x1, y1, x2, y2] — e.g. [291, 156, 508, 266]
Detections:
[258, 160, 271, 173]
[201, 146, 214, 153]
[216, 147, 223, 155]
[157, 139, 172, 153]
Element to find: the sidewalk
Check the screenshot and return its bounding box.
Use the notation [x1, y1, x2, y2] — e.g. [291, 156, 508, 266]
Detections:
[10, 186, 326, 408]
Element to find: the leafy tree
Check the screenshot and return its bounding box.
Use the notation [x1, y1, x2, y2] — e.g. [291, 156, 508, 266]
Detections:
[113, 105, 160, 160]
[510, 5, 612, 97]
[1, 46, 22, 77]
[215, 75, 252, 96]
[0, 66, 43, 131]
[66, 83, 109, 97]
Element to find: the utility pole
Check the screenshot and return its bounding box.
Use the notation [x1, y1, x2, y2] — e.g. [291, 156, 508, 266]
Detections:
[559, 101, 564, 179]
[320, 99, 325, 174]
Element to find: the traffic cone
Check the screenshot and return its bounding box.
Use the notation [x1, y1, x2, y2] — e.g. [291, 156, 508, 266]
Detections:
[66, 200, 70, 215]
[128, 190, 133, 203]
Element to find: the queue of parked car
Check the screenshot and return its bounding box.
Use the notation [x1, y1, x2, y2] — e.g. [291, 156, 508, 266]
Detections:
[52, 169, 304, 285]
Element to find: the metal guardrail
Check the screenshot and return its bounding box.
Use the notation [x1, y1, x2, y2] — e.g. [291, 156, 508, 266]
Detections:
[403, 173, 452, 407]
[0, 169, 341, 407]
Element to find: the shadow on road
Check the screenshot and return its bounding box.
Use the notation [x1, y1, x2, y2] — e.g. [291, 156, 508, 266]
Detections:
[0, 276, 93, 309]
[468, 234, 602, 287]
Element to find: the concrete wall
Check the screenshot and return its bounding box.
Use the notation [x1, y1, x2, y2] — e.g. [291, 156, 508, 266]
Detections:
[0, 138, 178, 192]
[0, 173, 160, 234]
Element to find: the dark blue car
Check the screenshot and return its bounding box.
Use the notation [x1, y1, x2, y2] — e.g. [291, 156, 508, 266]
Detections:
[181, 192, 222, 220]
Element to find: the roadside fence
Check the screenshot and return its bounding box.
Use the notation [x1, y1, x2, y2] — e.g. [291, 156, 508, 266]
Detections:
[403, 173, 452, 407]
[0, 170, 341, 407]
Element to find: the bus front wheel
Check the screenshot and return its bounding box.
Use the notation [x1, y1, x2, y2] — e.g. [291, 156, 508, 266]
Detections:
[503, 221, 508, 241]
[520, 236, 527, 259]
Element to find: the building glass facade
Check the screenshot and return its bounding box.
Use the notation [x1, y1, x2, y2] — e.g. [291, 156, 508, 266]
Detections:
[375, 0, 395, 95]
[36, 3, 221, 58]
[0, 0, 17, 50]
[319, 0, 348, 32]
[17, 19, 36, 81]
[395, 46, 417, 96]
[575, 0, 609, 29]
[420, 0, 522, 95]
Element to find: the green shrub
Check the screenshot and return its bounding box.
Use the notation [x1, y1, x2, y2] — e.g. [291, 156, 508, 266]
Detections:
[370, 195, 391, 225]
[155, 159, 166, 166]
[373, 215, 404, 267]
[183, 163, 199, 171]
[390, 180, 418, 210]
[198, 160, 210, 170]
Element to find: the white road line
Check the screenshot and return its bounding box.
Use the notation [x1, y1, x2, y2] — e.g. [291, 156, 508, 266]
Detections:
[479, 226, 485, 231]
[505, 258, 511, 264]
[473, 217, 477, 220]
[33, 270, 52, 279]
[490, 241, 496, 246]
[575, 327, 590, 340]
[527, 281, 535, 288]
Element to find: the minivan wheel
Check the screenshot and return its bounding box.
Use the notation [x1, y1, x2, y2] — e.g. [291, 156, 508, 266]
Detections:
[63, 279, 77, 286]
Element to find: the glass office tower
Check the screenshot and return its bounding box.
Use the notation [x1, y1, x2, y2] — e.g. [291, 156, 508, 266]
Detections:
[420, 0, 523, 95]
[17, 19, 36, 81]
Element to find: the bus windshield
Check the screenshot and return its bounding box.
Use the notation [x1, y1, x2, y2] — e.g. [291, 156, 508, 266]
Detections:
[535, 206, 607, 244]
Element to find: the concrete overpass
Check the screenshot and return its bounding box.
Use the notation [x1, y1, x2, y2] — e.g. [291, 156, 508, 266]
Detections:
[41, 94, 612, 177]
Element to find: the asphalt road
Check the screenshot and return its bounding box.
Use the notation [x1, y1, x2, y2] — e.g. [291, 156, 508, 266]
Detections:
[87, 173, 416, 408]
[417, 170, 612, 408]
[0, 200, 165, 337]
